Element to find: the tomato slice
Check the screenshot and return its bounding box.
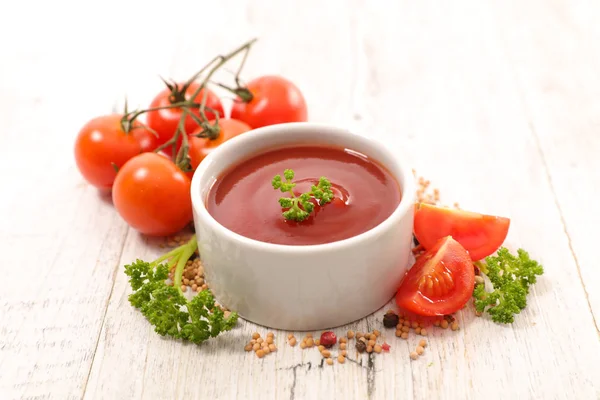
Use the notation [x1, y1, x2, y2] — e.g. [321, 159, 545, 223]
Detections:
[395, 236, 474, 316]
[413, 203, 510, 261]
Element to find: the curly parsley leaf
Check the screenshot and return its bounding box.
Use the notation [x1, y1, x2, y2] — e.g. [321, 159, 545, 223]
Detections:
[272, 169, 335, 222]
[473, 247, 544, 324]
[124, 236, 238, 344]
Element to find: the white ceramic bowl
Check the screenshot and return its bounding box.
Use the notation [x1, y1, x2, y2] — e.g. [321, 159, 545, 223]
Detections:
[190, 123, 415, 330]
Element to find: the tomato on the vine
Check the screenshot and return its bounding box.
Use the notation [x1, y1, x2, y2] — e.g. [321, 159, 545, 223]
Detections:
[187, 118, 252, 175]
[396, 236, 474, 316]
[74, 114, 157, 190]
[146, 82, 224, 154]
[231, 75, 307, 129]
[112, 153, 192, 236]
[413, 203, 510, 261]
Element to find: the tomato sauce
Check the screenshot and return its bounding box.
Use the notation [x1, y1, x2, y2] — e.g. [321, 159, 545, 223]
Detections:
[206, 145, 402, 245]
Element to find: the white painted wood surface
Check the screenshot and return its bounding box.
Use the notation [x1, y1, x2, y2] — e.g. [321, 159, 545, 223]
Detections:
[1, 1, 599, 399]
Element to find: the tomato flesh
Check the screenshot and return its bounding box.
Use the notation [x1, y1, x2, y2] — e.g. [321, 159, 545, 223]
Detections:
[231, 75, 307, 129]
[112, 153, 192, 236]
[396, 236, 474, 316]
[413, 203, 510, 261]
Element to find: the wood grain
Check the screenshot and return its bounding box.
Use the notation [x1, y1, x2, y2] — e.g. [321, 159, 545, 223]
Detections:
[1, 1, 599, 399]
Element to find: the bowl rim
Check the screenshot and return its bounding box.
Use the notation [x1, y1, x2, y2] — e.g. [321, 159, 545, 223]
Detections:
[190, 122, 416, 254]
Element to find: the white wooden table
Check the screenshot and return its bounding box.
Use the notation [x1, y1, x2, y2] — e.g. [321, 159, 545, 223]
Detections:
[1, 1, 599, 399]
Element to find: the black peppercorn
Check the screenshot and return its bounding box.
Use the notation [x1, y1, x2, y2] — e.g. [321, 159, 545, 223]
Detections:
[383, 311, 400, 328]
[355, 340, 367, 353]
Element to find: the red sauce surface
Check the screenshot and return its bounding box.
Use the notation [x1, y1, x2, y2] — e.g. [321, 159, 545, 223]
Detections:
[206, 145, 402, 245]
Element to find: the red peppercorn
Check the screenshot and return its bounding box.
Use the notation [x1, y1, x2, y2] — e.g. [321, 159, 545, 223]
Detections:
[382, 342, 391, 352]
[319, 331, 337, 348]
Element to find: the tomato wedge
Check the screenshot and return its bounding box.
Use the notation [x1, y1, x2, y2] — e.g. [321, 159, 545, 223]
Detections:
[413, 203, 510, 261]
[396, 236, 474, 316]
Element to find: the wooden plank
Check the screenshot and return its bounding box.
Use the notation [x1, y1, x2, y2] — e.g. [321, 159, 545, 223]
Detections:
[84, 1, 600, 400]
[495, 0, 600, 328]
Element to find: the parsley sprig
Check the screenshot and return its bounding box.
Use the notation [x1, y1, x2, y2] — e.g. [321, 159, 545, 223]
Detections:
[473, 247, 544, 324]
[124, 235, 238, 344]
[272, 169, 334, 222]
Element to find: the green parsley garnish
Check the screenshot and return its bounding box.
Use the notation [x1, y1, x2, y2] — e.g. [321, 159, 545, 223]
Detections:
[272, 169, 335, 222]
[473, 247, 544, 324]
[124, 235, 238, 344]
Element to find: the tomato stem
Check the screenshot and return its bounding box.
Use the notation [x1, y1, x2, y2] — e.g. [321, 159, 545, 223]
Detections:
[188, 38, 257, 103]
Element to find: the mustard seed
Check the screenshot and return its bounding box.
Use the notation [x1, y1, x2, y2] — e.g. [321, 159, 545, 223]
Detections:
[339, 337, 347, 344]
[256, 349, 266, 358]
[369, 333, 377, 341]
[366, 345, 373, 353]
[263, 347, 271, 355]
[416, 346, 424, 355]
[347, 330, 355, 339]
[269, 344, 277, 352]
[252, 332, 260, 340]
[440, 320, 449, 329]
[399, 318, 405, 325]
[267, 332, 274, 338]
[289, 337, 297, 347]
[368, 339, 376, 347]
[244, 344, 253, 352]
[266, 336, 274, 345]
[252, 343, 260, 351]
[300, 341, 307, 349]
[314, 339, 320, 346]
[340, 343, 347, 350]
[401, 332, 408, 340]
[287, 334, 294, 340]
[341, 350, 347, 357]
[306, 338, 314, 347]
[410, 352, 418, 360]
[257, 338, 264, 344]
[356, 332, 364, 339]
[374, 344, 382, 354]
[402, 326, 410, 333]
[421, 329, 428, 336]
[411, 321, 419, 329]
[415, 327, 421, 335]
[403, 321, 410, 327]
[395, 330, 403, 337]
[306, 333, 313, 338]
[322, 350, 331, 358]
[419, 339, 427, 348]
[373, 330, 381, 337]
[337, 355, 346, 364]
[326, 358, 334, 366]
[451, 322, 459, 331]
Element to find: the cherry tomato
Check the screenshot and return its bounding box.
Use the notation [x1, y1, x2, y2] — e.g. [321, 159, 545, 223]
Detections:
[396, 236, 474, 316]
[112, 153, 192, 236]
[231, 75, 307, 128]
[74, 114, 157, 190]
[146, 83, 224, 154]
[413, 203, 510, 261]
[187, 118, 252, 175]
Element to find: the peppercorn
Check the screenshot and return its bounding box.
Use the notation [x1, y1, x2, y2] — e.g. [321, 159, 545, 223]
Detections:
[383, 311, 400, 328]
[356, 340, 367, 353]
[320, 331, 337, 348]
